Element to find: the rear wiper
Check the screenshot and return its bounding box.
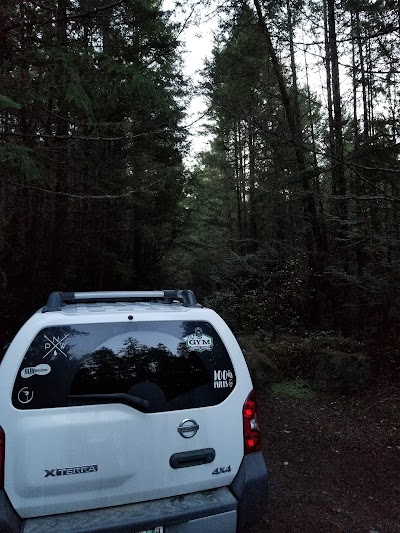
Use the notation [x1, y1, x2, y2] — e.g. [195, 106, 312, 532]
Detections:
[68, 393, 151, 411]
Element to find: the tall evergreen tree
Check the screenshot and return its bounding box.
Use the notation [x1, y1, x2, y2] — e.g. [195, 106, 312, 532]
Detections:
[194, 0, 400, 334]
[0, 0, 187, 331]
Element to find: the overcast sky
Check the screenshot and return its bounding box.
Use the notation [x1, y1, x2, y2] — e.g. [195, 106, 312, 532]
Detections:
[163, 1, 220, 163]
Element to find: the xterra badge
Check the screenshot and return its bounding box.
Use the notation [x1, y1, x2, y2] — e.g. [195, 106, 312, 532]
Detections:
[44, 464, 98, 477]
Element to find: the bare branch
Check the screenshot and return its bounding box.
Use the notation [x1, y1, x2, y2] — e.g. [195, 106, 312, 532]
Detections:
[5, 0, 128, 33]
[1, 179, 166, 201]
[2, 127, 173, 142]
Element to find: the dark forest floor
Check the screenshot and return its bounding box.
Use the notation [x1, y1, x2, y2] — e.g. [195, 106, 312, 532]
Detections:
[249, 376, 400, 533]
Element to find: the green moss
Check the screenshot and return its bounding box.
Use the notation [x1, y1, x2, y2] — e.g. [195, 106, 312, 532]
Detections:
[270, 379, 316, 399]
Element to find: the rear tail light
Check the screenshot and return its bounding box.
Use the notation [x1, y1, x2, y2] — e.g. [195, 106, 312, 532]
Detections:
[0, 426, 4, 488]
[243, 390, 262, 454]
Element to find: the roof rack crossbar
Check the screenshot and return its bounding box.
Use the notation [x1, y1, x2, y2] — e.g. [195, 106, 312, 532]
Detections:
[42, 290, 198, 312]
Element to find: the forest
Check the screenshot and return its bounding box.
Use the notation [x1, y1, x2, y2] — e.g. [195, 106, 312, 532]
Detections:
[1, 0, 400, 348]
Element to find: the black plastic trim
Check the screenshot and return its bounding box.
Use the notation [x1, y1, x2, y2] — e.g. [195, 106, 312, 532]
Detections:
[179, 289, 198, 307]
[170, 448, 215, 469]
[0, 490, 21, 533]
[68, 393, 150, 411]
[42, 292, 62, 313]
[230, 451, 269, 532]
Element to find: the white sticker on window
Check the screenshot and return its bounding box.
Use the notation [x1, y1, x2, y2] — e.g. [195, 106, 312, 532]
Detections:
[184, 327, 213, 352]
[18, 387, 34, 404]
[21, 364, 51, 379]
[43, 334, 69, 358]
[214, 370, 234, 388]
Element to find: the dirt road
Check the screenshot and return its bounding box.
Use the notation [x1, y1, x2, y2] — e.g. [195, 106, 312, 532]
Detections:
[249, 381, 400, 533]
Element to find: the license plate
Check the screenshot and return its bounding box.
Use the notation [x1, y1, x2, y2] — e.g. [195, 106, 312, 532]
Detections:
[135, 528, 163, 533]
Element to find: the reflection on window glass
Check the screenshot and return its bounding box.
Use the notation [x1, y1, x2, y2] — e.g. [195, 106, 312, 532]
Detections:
[12, 321, 236, 412]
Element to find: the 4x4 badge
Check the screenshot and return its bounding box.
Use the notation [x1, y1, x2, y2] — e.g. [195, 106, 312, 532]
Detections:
[184, 328, 213, 352]
[178, 419, 199, 438]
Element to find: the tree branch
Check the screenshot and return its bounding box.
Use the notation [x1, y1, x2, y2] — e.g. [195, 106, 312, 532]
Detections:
[5, 0, 128, 33]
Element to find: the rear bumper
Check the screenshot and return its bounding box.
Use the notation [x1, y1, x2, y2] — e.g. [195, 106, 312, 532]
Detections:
[6, 488, 236, 533]
[1, 452, 268, 533]
[231, 451, 269, 531]
[0, 490, 21, 533]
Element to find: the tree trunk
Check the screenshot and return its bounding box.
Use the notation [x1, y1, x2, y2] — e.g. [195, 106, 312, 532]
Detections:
[248, 125, 257, 247]
[51, 0, 69, 286]
[234, 120, 243, 240]
[327, 0, 346, 222]
[253, 0, 327, 325]
[355, 10, 369, 143]
[350, 11, 359, 148]
[323, 0, 335, 177]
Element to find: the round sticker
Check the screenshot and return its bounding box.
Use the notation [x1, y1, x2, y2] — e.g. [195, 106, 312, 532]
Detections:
[18, 387, 34, 404]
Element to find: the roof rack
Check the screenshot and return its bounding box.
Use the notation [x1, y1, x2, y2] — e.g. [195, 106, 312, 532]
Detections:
[42, 290, 198, 313]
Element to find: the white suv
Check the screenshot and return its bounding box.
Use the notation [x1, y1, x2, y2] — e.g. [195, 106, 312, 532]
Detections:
[0, 290, 268, 533]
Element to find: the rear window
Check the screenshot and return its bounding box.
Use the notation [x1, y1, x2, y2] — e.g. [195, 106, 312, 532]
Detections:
[12, 321, 236, 412]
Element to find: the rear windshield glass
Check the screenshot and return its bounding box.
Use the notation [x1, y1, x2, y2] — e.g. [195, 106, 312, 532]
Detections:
[12, 321, 236, 412]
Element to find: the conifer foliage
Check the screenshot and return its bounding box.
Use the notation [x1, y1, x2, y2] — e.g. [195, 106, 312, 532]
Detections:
[1, 0, 400, 340]
[0, 0, 186, 327]
[188, 0, 400, 335]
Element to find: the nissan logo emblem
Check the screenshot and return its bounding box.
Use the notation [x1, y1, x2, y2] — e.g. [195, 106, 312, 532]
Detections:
[177, 419, 199, 438]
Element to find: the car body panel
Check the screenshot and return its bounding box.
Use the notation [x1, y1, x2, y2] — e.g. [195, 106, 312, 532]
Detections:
[0, 304, 254, 519]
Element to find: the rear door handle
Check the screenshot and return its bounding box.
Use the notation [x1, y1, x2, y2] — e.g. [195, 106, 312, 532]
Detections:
[170, 448, 215, 469]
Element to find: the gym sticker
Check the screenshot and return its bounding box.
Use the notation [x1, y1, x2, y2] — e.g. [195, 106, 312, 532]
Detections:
[214, 370, 234, 389]
[184, 327, 213, 352]
[21, 364, 51, 379]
